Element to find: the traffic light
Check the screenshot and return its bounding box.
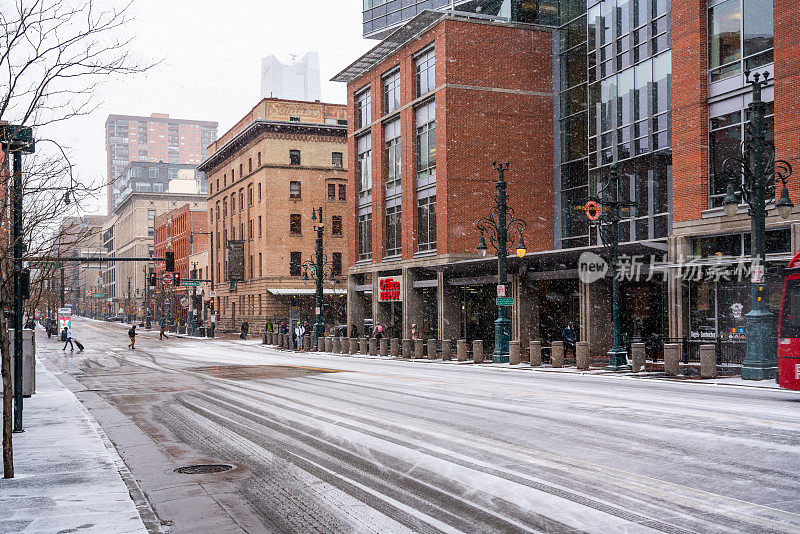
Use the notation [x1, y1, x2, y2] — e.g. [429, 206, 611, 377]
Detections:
[173, 272, 181, 286]
[208, 299, 214, 314]
[149, 271, 157, 286]
[165, 251, 175, 272]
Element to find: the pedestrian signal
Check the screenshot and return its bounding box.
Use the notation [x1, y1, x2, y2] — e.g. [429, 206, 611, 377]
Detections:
[165, 251, 175, 272]
[149, 272, 157, 286]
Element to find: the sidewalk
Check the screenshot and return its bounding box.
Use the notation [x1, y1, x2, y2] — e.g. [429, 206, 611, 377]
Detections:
[0, 360, 153, 533]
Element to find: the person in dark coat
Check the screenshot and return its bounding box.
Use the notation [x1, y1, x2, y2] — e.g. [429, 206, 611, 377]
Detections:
[562, 321, 577, 359]
[128, 325, 137, 349]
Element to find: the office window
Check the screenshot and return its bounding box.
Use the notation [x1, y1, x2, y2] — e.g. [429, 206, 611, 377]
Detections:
[332, 152, 343, 167]
[358, 212, 372, 261]
[257, 152, 261, 167]
[290, 251, 302, 276]
[148, 209, 156, 219]
[239, 190, 244, 210]
[248, 219, 253, 239]
[356, 87, 371, 129]
[357, 134, 372, 199]
[290, 214, 302, 234]
[258, 183, 262, 201]
[332, 252, 342, 276]
[385, 205, 401, 257]
[339, 184, 346, 201]
[708, 0, 773, 83]
[230, 193, 236, 214]
[416, 101, 436, 186]
[239, 163, 243, 177]
[328, 183, 336, 200]
[222, 198, 227, 218]
[249, 255, 253, 278]
[290, 180, 301, 198]
[258, 215, 262, 237]
[231, 168, 235, 181]
[417, 194, 436, 252]
[415, 48, 435, 97]
[383, 70, 400, 114]
[148, 226, 154, 237]
[289, 149, 301, 165]
[248, 157, 252, 173]
[385, 119, 401, 189]
[248, 185, 253, 206]
[332, 215, 342, 236]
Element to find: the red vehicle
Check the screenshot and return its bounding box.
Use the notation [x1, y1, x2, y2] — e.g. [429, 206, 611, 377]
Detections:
[778, 250, 800, 389]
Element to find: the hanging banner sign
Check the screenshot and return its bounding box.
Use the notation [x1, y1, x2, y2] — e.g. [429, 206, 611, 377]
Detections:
[378, 276, 403, 302]
[228, 240, 245, 282]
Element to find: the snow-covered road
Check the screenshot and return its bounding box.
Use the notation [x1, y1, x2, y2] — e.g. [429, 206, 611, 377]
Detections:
[43, 318, 800, 533]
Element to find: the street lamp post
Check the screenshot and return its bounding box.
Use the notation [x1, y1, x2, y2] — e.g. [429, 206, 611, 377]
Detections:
[189, 230, 214, 337]
[587, 165, 637, 371]
[722, 71, 793, 381]
[299, 207, 332, 351]
[476, 162, 527, 363]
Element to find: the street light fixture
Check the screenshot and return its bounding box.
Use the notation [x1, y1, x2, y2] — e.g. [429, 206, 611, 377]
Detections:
[476, 162, 527, 363]
[722, 70, 793, 381]
[299, 206, 337, 351]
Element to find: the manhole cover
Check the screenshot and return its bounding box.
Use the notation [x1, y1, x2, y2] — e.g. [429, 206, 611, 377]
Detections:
[174, 464, 233, 474]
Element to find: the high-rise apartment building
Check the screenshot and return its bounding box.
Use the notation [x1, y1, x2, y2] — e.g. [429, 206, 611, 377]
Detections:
[105, 113, 217, 214]
[361, 0, 558, 39]
[260, 52, 322, 101]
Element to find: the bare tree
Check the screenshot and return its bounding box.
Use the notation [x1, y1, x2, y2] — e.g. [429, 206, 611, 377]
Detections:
[0, 0, 148, 478]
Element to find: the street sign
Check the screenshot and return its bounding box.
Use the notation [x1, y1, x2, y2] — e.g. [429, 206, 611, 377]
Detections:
[180, 280, 201, 287]
[93, 293, 103, 298]
[497, 284, 506, 297]
[496, 297, 514, 306]
[162, 272, 173, 285]
[585, 200, 600, 221]
[751, 264, 765, 284]
[209, 290, 217, 298]
[85, 290, 91, 297]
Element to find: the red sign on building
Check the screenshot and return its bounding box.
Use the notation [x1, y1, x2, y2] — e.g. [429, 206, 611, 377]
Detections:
[378, 276, 403, 302]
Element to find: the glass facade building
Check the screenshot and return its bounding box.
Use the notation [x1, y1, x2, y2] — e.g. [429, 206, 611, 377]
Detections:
[557, 0, 672, 249]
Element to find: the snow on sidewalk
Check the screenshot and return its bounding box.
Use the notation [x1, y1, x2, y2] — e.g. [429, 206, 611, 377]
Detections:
[0, 360, 149, 534]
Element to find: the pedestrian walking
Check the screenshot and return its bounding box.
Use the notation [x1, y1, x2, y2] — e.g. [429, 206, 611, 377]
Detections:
[562, 321, 577, 360]
[63, 326, 74, 352]
[128, 325, 137, 349]
[411, 323, 420, 340]
[350, 323, 358, 338]
[375, 324, 383, 341]
[240, 321, 248, 340]
[159, 319, 169, 340]
[295, 322, 305, 350]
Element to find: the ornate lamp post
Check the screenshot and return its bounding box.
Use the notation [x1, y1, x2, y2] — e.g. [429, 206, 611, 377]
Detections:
[476, 162, 527, 363]
[722, 71, 793, 381]
[299, 206, 333, 351]
[587, 165, 637, 371]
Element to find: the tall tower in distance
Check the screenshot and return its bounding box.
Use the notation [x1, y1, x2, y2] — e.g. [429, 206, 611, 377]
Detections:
[260, 52, 321, 102]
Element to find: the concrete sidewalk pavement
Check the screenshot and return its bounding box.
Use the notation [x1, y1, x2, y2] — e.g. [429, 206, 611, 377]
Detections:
[0, 360, 155, 534]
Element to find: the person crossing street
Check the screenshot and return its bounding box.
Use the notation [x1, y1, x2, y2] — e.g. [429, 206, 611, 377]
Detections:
[63, 326, 74, 352]
[128, 325, 137, 349]
[159, 319, 169, 340]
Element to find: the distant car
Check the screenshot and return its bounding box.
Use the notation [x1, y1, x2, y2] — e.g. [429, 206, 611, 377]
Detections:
[105, 315, 124, 322]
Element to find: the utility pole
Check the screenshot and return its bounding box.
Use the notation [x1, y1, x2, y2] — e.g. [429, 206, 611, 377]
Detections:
[59, 267, 65, 309]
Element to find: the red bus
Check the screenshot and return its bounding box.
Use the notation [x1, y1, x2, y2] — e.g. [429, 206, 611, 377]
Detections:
[778, 250, 800, 389]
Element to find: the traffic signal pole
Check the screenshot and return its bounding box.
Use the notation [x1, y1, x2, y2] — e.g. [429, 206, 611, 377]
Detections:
[12, 148, 24, 433]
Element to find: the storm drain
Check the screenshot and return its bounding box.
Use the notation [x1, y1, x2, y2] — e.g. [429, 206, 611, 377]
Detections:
[174, 464, 233, 475]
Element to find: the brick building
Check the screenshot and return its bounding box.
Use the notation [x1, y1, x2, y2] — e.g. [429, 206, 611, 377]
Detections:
[105, 113, 217, 214]
[334, 12, 555, 342]
[153, 203, 209, 324]
[199, 98, 349, 333]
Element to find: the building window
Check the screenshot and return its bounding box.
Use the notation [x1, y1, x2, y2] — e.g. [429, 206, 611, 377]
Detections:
[290, 180, 301, 199]
[356, 87, 371, 129]
[708, 0, 773, 83]
[258, 183, 262, 201]
[415, 48, 435, 97]
[239, 163, 243, 177]
[357, 134, 372, 199]
[249, 255, 253, 278]
[289, 149, 301, 165]
[328, 183, 336, 200]
[290, 214, 302, 235]
[383, 70, 400, 114]
[258, 215, 262, 237]
[248, 219, 253, 240]
[239, 190, 244, 210]
[230, 193, 236, 214]
[385, 204, 401, 257]
[257, 152, 261, 167]
[248, 157, 252, 173]
[332, 152, 343, 167]
[290, 251, 302, 276]
[258, 253, 263, 277]
[385, 119, 401, 189]
[222, 198, 227, 218]
[332, 215, 342, 236]
[358, 212, 372, 261]
[248, 185, 253, 206]
[417, 194, 436, 252]
[416, 101, 436, 187]
[332, 252, 342, 276]
[148, 209, 155, 219]
[148, 226, 154, 237]
[290, 115, 300, 122]
[339, 184, 346, 201]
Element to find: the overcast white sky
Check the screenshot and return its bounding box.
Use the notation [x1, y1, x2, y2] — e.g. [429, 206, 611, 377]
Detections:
[49, 0, 373, 216]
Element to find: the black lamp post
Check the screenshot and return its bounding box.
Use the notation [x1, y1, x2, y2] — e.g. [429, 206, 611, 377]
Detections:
[722, 71, 793, 381]
[587, 165, 637, 371]
[298, 207, 332, 351]
[190, 230, 214, 337]
[476, 162, 527, 363]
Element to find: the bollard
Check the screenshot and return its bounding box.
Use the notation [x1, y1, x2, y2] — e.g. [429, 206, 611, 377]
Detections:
[414, 338, 424, 359]
[472, 340, 484, 363]
[369, 337, 378, 356]
[700, 344, 717, 379]
[530, 340, 542, 366]
[360, 337, 369, 354]
[663, 343, 681, 377]
[324, 337, 332, 353]
[339, 337, 348, 354]
[441, 340, 452, 361]
[334, 336, 342, 354]
[303, 334, 311, 351]
[349, 338, 358, 354]
[390, 338, 400, 357]
[380, 338, 389, 357]
[551, 341, 564, 368]
[631, 342, 645, 372]
[457, 339, 468, 362]
[509, 341, 521, 365]
[576, 341, 590, 370]
[427, 338, 437, 360]
[402, 339, 412, 358]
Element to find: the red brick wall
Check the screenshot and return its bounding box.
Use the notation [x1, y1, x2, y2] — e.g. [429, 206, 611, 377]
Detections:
[774, 0, 800, 201]
[671, 0, 708, 222]
[345, 18, 553, 264]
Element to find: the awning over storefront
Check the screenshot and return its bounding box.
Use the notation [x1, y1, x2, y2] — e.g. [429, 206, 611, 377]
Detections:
[265, 288, 345, 296]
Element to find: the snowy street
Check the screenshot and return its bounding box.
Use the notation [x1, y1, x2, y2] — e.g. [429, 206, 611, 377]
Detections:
[37, 317, 800, 533]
